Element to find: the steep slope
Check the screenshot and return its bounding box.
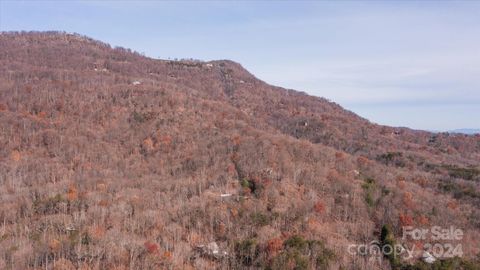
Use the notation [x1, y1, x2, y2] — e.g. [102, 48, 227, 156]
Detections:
[0, 32, 479, 270]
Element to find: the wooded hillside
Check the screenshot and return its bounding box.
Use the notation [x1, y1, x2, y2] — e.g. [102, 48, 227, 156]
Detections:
[0, 31, 479, 270]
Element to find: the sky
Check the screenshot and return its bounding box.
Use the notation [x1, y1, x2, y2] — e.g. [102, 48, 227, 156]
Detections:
[1, 1, 479, 131]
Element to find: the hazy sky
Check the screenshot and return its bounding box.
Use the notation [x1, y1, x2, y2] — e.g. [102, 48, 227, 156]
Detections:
[1, 1, 479, 131]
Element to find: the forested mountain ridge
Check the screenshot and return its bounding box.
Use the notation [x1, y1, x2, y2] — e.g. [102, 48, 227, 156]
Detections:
[0, 31, 479, 270]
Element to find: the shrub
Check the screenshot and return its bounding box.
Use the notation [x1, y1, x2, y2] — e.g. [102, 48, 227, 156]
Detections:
[438, 181, 480, 200]
[377, 152, 405, 167]
[240, 177, 265, 197]
[132, 111, 146, 123]
[33, 194, 64, 214]
[270, 236, 334, 270]
[250, 212, 271, 226]
[380, 225, 400, 269]
[131, 111, 155, 123]
[442, 165, 480, 181]
[240, 178, 251, 189]
[362, 178, 376, 207]
[316, 248, 335, 270]
[270, 250, 308, 270]
[234, 239, 258, 266]
[284, 235, 308, 250]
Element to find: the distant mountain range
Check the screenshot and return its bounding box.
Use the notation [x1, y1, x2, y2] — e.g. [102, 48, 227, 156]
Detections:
[449, 129, 480, 135]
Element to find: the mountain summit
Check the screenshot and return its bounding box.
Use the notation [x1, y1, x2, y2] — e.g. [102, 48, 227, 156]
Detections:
[1, 32, 479, 269]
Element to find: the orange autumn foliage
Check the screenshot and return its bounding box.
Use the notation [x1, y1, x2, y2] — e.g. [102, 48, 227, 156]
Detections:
[417, 215, 429, 226]
[266, 238, 283, 255]
[67, 186, 78, 201]
[399, 213, 414, 227]
[447, 200, 458, 210]
[49, 239, 61, 252]
[144, 241, 159, 254]
[402, 191, 414, 209]
[10, 150, 21, 162]
[313, 201, 325, 214]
